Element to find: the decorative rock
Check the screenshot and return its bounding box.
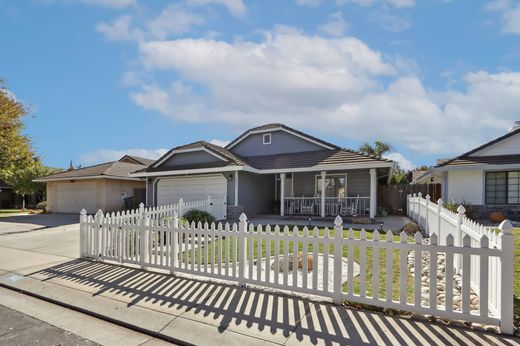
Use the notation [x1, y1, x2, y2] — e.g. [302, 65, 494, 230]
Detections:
[488, 211, 506, 224]
[271, 252, 314, 272]
[401, 222, 420, 235]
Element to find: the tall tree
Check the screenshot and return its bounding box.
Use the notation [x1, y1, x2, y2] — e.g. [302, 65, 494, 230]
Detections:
[0, 80, 34, 181]
[358, 141, 393, 158]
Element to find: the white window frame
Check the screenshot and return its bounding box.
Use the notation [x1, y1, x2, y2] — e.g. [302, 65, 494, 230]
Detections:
[263, 133, 272, 145]
[315, 173, 348, 197]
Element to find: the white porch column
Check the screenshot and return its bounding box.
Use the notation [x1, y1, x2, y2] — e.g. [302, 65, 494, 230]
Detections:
[234, 170, 239, 207]
[369, 168, 377, 220]
[320, 171, 326, 217]
[280, 173, 286, 216]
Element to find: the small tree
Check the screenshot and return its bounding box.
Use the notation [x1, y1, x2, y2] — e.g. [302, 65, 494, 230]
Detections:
[358, 141, 393, 158]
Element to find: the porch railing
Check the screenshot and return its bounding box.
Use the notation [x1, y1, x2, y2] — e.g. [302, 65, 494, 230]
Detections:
[283, 196, 370, 216]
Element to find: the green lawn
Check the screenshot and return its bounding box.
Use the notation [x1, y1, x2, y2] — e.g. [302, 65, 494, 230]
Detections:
[180, 228, 415, 302]
[0, 209, 40, 218]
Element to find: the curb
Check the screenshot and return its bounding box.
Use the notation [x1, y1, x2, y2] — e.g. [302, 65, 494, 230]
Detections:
[0, 281, 193, 346]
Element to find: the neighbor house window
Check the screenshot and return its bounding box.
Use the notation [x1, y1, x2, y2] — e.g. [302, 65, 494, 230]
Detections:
[263, 133, 271, 144]
[316, 174, 346, 197]
[485, 171, 520, 204]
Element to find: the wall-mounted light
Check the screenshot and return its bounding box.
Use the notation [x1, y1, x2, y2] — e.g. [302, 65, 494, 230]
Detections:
[70, 179, 75, 183]
[227, 174, 233, 181]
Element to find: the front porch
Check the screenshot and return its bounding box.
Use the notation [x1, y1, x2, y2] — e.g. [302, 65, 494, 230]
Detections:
[274, 168, 378, 219]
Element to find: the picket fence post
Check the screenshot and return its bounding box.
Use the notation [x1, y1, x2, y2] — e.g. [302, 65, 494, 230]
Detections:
[499, 220, 514, 334]
[79, 209, 87, 258]
[412, 193, 417, 220]
[171, 211, 179, 273]
[425, 194, 430, 235]
[417, 192, 422, 226]
[455, 205, 466, 274]
[179, 198, 184, 217]
[437, 199, 443, 244]
[94, 209, 103, 260]
[238, 213, 247, 286]
[333, 215, 343, 304]
[139, 203, 149, 268]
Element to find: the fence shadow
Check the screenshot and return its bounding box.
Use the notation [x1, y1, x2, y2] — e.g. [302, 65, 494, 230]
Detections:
[29, 259, 519, 345]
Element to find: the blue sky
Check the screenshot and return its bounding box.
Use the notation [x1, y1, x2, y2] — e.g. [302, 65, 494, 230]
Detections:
[1, 0, 520, 170]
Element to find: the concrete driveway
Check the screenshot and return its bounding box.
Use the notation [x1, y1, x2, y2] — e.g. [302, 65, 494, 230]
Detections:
[0, 213, 79, 259]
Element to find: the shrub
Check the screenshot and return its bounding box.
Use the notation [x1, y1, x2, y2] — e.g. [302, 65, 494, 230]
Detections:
[182, 209, 216, 226]
[36, 201, 47, 213]
[444, 200, 476, 220]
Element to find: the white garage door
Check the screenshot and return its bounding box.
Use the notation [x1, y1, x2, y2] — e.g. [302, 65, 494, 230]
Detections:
[56, 181, 98, 213]
[157, 175, 227, 206]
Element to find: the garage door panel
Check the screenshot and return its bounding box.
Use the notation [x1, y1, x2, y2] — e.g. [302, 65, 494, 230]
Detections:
[56, 182, 97, 213]
[157, 175, 226, 206]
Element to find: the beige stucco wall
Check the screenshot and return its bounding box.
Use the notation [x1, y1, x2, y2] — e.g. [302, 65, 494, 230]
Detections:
[45, 178, 146, 213]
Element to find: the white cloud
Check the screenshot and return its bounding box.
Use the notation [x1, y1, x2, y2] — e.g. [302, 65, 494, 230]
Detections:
[128, 27, 520, 158]
[295, 0, 324, 7]
[384, 152, 415, 171]
[187, 0, 247, 17]
[95, 15, 141, 41]
[369, 7, 411, 32]
[79, 148, 168, 166]
[485, 0, 520, 35]
[210, 139, 230, 147]
[146, 4, 205, 39]
[81, 0, 135, 8]
[337, 0, 415, 8]
[318, 12, 348, 37]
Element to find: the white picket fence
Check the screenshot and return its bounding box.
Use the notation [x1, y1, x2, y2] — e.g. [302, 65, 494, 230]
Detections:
[110, 197, 226, 224]
[79, 203, 515, 334]
[407, 193, 514, 333]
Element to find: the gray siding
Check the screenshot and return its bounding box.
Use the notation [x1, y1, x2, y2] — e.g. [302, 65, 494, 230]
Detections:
[230, 131, 324, 157]
[238, 172, 275, 216]
[291, 170, 370, 197]
[159, 151, 221, 168]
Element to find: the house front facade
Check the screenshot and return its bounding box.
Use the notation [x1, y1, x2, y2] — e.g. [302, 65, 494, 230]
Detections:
[132, 124, 394, 220]
[433, 123, 520, 220]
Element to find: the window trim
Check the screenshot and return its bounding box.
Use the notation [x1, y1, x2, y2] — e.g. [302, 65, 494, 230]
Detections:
[485, 170, 520, 205]
[314, 173, 348, 197]
[263, 133, 271, 145]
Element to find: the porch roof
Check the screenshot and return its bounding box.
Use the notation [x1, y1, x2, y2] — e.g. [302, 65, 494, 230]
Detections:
[242, 149, 394, 171]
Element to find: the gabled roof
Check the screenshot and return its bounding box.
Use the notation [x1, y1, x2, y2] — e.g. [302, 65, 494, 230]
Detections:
[150, 140, 246, 169]
[436, 127, 520, 169]
[119, 155, 156, 166]
[225, 123, 340, 151]
[34, 156, 151, 182]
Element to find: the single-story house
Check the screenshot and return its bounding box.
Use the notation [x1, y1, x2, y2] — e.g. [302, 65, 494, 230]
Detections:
[131, 123, 395, 220]
[35, 155, 153, 213]
[432, 122, 520, 219]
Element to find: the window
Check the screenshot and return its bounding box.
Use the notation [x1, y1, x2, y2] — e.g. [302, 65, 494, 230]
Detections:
[316, 174, 346, 198]
[485, 171, 520, 205]
[263, 133, 271, 145]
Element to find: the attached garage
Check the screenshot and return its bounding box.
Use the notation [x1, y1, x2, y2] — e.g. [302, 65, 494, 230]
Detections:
[157, 174, 227, 206]
[35, 155, 154, 214]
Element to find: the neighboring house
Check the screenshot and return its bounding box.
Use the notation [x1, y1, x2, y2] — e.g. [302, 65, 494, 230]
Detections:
[0, 179, 14, 208]
[433, 122, 520, 219]
[132, 124, 394, 219]
[34, 155, 153, 213]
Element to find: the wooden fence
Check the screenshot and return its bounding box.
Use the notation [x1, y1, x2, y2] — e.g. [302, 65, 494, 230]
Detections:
[379, 183, 441, 215]
[79, 203, 515, 334]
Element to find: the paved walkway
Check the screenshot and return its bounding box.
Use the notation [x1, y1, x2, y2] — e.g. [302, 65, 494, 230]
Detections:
[0, 214, 519, 345]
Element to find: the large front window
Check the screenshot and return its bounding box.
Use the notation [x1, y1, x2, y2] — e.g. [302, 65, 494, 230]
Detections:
[485, 171, 520, 205]
[316, 174, 346, 197]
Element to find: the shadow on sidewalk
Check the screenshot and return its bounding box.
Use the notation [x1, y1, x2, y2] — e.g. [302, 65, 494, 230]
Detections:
[28, 259, 519, 345]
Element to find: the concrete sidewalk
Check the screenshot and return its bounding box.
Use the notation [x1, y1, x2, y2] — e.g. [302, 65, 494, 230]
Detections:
[0, 256, 518, 346]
